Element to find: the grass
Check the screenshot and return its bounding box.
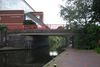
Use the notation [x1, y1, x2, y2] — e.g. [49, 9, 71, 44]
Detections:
[95, 47, 100, 54]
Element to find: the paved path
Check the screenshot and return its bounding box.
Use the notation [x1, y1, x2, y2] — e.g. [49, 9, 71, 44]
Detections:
[44, 48, 100, 67]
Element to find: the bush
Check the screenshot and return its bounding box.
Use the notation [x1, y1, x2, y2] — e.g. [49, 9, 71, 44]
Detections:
[0, 24, 7, 32]
[48, 36, 66, 52]
[76, 24, 100, 49]
[24, 20, 36, 25]
[95, 47, 100, 54]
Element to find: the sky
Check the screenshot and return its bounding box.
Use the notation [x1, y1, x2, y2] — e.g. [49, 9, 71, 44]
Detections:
[0, 0, 65, 24]
[25, 0, 65, 24]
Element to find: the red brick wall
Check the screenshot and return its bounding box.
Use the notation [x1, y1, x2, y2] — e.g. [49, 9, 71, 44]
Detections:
[1, 15, 24, 23]
[0, 10, 24, 23]
[0, 10, 24, 31]
[7, 25, 24, 32]
[0, 10, 44, 32]
[24, 25, 37, 30]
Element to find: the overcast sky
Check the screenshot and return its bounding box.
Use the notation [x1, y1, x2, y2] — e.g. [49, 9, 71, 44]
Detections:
[25, 0, 65, 24]
[0, 0, 65, 24]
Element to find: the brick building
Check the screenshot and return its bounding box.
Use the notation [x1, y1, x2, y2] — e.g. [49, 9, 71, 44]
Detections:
[0, 10, 44, 31]
[0, 10, 24, 31]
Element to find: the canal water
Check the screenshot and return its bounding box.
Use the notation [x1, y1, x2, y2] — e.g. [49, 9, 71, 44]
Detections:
[0, 36, 66, 67]
[0, 48, 52, 67]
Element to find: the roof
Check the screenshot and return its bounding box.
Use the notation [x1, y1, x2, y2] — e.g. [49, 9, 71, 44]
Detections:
[0, 10, 24, 14]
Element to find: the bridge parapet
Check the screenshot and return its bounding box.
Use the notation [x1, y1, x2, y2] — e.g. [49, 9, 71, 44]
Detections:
[8, 29, 74, 36]
[7, 24, 74, 36]
[8, 29, 73, 33]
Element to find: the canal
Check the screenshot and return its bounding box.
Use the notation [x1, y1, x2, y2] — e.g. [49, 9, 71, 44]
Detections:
[0, 48, 51, 67]
[0, 36, 67, 67]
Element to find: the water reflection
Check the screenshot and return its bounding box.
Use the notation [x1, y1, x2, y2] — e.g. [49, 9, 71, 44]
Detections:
[49, 51, 58, 57]
[0, 35, 66, 67]
[0, 49, 51, 67]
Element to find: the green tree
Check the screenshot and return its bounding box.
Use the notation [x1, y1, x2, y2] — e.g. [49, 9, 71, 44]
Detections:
[48, 36, 66, 52]
[0, 24, 7, 47]
[24, 20, 37, 25]
[92, 0, 100, 22]
[60, 0, 100, 49]
[60, 0, 93, 29]
[77, 24, 100, 49]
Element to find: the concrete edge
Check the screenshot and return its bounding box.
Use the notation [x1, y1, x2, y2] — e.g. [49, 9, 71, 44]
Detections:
[43, 49, 67, 67]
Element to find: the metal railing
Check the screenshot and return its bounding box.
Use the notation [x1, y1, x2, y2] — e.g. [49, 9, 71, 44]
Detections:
[7, 24, 72, 33]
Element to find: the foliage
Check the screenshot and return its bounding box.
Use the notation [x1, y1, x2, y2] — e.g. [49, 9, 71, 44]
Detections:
[0, 24, 7, 47]
[95, 47, 100, 54]
[92, 0, 100, 22]
[48, 36, 66, 52]
[76, 24, 100, 49]
[24, 20, 37, 25]
[60, 0, 100, 49]
[57, 26, 64, 30]
[60, 0, 93, 28]
[0, 24, 7, 32]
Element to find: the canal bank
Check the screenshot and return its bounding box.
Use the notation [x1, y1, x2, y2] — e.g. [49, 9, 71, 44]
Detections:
[43, 48, 100, 67]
